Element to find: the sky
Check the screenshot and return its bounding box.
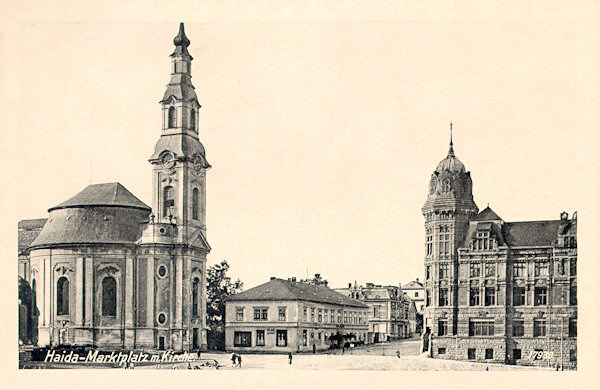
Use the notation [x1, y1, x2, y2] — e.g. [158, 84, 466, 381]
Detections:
[2, 2, 599, 293]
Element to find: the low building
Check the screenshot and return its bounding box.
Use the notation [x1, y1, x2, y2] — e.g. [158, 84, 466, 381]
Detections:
[402, 279, 425, 335]
[335, 283, 417, 343]
[224, 277, 369, 353]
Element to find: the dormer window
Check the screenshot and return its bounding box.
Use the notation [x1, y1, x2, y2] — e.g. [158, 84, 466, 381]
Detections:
[168, 107, 176, 128]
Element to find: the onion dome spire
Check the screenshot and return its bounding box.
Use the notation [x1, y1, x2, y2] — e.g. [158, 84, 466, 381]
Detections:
[448, 121, 454, 157]
[172, 22, 191, 57]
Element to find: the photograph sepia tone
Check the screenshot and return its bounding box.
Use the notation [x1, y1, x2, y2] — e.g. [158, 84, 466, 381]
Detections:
[2, 1, 600, 389]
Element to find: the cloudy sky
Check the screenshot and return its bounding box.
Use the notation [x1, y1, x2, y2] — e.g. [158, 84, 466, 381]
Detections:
[2, 2, 598, 293]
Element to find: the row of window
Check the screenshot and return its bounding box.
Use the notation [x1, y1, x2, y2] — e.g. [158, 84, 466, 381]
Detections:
[426, 286, 577, 307]
[233, 330, 287, 347]
[162, 186, 202, 220]
[426, 260, 577, 280]
[302, 306, 366, 325]
[166, 106, 196, 131]
[437, 318, 577, 338]
[54, 274, 203, 318]
[438, 347, 577, 362]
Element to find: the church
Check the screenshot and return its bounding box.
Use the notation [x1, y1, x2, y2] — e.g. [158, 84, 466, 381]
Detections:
[18, 24, 210, 352]
[422, 128, 577, 369]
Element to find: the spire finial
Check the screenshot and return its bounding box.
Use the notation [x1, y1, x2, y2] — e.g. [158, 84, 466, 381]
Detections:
[448, 121, 454, 156]
[172, 22, 191, 56]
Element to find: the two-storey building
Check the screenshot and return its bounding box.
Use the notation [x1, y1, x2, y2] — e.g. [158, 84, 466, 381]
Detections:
[225, 277, 369, 353]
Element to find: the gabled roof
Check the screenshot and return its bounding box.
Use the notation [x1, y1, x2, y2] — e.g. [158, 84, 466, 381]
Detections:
[18, 219, 47, 254]
[402, 280, 424, 289]
[49, 183, 150, 211]
[471, 206, 502, 221]
[226, 278, 367, 308]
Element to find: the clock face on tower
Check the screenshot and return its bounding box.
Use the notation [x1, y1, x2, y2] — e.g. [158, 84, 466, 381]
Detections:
[161, 151, 175, 169]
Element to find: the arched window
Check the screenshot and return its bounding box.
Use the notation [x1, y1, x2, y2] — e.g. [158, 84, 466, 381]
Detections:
[102, 276, 117, 317]
[192, 278, 200, 316]
[192, 188, 199, 220]
[163, 186, 175, 217]
[57, 277, 69, 315]
[190, 109, 196, 131]
[168, 107, 176, 128]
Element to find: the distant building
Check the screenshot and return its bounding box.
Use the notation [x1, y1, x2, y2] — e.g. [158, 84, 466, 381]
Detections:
[422, 129, 577, 369]
[335, 282, 417, 343]
[224, 276, 369, 353]
[402, 279, 425, 314]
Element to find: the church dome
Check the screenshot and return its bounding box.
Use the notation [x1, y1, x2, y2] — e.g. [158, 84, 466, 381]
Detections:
[29, 183, 151, 249]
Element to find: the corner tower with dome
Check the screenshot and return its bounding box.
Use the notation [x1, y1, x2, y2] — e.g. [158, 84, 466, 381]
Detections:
[421, 125, 577, 369]
[18, 24, 210, 352]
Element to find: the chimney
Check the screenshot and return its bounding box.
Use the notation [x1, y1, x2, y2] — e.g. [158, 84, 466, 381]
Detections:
[270, 276, 276, 280]
[348, 283, 351, 288]
[291, 277, 296, 282]
[416, 277, 419, 282]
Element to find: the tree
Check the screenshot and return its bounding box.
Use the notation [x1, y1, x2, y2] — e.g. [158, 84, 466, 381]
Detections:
[206, 260, 243, 350]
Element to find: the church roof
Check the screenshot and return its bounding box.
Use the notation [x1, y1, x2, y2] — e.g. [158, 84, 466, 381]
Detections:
[226, 278, 368, 308]
[49, 183, 150, 212]
[472, 206, 502, 221]
[18, 218, 47, 254]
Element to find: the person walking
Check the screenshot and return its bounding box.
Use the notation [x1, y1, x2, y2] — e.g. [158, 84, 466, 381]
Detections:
[288, 352, 293, 365]
[231, 353, 237, 367]
[236, 354, 242, 367]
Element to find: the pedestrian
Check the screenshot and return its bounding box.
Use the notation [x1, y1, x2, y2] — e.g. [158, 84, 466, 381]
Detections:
[236, 354, 242, 367]
[342, 345, 345, 355]
[312, 343, 316, 354]
[396, 350, 401, 359]
[288, 352, 292, 365]
[231, 353, 237, 367]
[197, 349, 201, 360]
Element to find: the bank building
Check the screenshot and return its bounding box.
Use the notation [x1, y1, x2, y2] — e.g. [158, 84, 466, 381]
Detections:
[18, 24, 210, 352]
[422, 128, 577, 369]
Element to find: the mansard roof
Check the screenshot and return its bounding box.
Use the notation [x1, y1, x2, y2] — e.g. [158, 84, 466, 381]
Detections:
[502, 220, 563, 247]
[226, 278, 368, 308]
[49, 183, 150, 212]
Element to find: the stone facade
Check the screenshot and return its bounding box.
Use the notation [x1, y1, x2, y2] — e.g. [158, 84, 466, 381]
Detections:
[225, 277, 369, 353]
[422, 128, 577, 369]
[18, 24, 211, 352]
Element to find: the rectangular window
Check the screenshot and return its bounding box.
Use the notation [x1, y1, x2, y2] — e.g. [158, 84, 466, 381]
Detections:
[311, 307, 315, 322]
[318, 308, 322, 323]
[438, 348, 446, 355]
[570, 258, 576, 276]
[276, 330, 287, 347]
[439, 263, 449, 279]
[278, 307, 286, 321]
[470, 288, 480, 306]
[570, 349, 577, 362]
[513, 287, 526, 306]
[470, 263, 481, 277]
[467, 348, 476, 360]
[426, 232, 433, 256]
[426, 290, 431, 307]
[512, 319, 524, 337]
[534, 287, 547, 306]
[570, 285, 577, 306]
[426, 265, 431, 279]
[256, 330, 265, 346]
[438, 319, 448, 336]
[254, 308, 261, 321]
[236, 308, 244, 321]
[303, 330, 307, 346]
[233, 331, 251, 347]
[485, 262, 495, 277]
[513, 262, 526, 277]
[374, 306, 380, 318]
[303, 306, 307, 321]
[569, 318, 577, 337]
[469, 320, 494, 336]
[338, 310, 342, 323]
[513, 349, 521, 360]
[535, 262, 548, 277]
[485, 287, 496, 306]
[344, 311, 348, 323]
[485, 349, 493, 359]
[439, 289, 449, 306]
[533, 319, 546, 337]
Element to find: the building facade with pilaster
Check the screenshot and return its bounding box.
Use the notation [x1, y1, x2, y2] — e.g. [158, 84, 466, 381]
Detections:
[422, 128, 577, 369]
[18, 24, 211, 352]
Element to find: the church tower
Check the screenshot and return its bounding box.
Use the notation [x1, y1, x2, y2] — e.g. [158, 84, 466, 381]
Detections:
[422, 125, 478, 343]
[139, 23, 211, 351]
